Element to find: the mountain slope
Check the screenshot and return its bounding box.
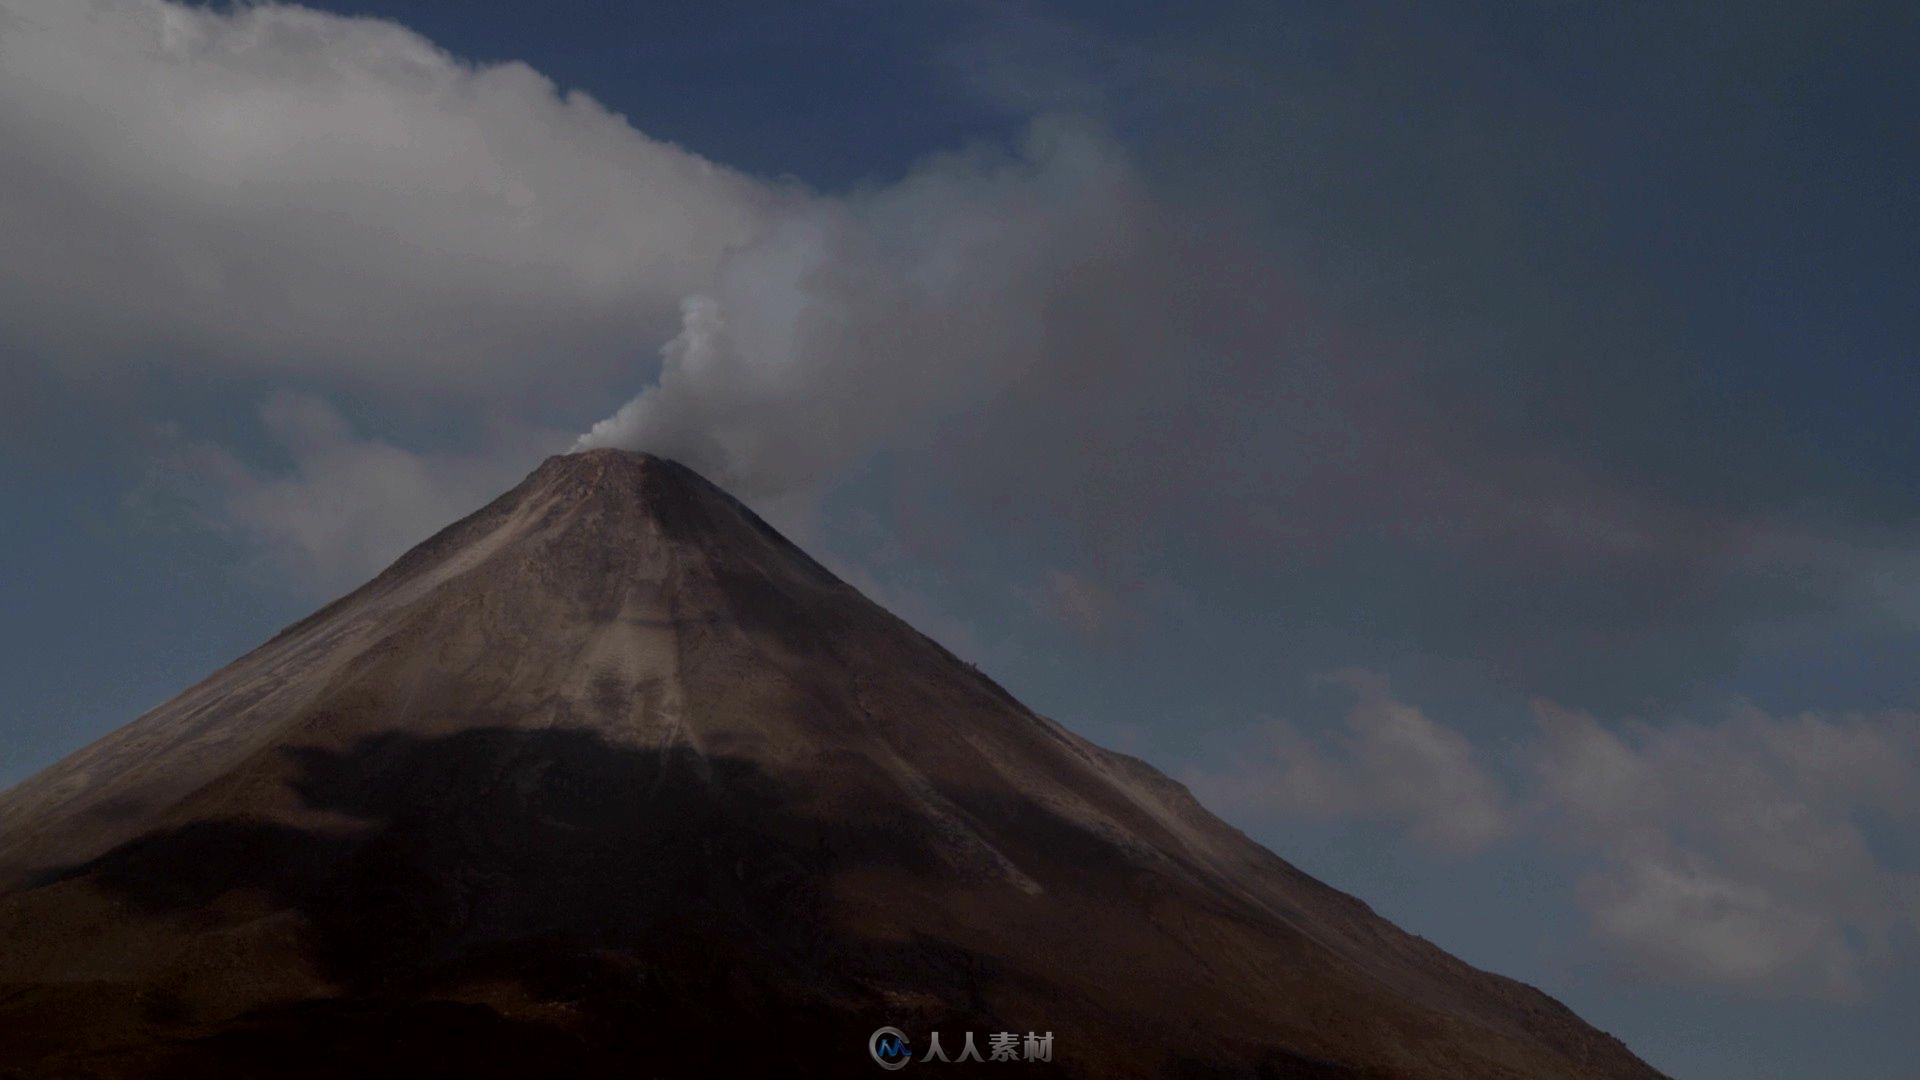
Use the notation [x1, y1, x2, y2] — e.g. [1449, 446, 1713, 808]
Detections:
[0, 449, 1663, 1078]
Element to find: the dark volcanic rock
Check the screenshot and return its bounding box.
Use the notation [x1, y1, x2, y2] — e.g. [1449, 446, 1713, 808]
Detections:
[0, 450, 1665, 1079]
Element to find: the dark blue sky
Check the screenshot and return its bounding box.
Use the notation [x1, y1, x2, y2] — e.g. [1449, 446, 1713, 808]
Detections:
[311, 0, 1011, 182]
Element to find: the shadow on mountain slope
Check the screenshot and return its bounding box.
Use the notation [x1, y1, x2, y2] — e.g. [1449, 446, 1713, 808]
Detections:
[4, 726, 1357, 1079]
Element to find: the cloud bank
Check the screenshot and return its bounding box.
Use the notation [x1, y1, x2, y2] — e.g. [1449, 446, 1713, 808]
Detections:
[0, 0, 770, 406]
[1190, 679, 1920, 999]
[1195, 672, 1510, 856]
[1530, 700, 1920, 1000]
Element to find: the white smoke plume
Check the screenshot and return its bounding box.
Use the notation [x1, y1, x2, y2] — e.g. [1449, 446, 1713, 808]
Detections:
[575, 119, 1155, 503]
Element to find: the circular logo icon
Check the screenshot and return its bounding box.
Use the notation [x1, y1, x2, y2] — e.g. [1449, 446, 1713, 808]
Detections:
[869, 1026, 913, 1070]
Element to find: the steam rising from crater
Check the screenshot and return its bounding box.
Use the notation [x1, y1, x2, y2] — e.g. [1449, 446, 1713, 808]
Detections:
[575, 120, 1162, 501]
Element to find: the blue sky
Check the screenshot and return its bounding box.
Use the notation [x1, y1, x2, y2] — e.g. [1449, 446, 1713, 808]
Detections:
[1, 3, 1916, 1076]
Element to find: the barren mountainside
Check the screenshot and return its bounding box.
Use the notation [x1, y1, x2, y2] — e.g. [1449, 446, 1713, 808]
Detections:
[0, 449, 1665, 1078]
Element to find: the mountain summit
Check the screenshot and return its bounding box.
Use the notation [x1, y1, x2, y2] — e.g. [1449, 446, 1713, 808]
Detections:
[0, 450, 1662, 1078]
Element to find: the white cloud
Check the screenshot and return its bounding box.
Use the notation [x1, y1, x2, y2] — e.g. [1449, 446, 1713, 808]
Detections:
[0, 0, 1248, 591]
[1188, 671, 1510, 856]
[1529, 700, 1920, 999]
[1033, 568, 1139, 640]
[1192, 684, 1920, 998]
[168, 392, 555, 594]
[0, 0, 794, 585]
[1580, 849, 1860, 996]
[0, 0, 773, 405]
[1334, 671, 1513, 854]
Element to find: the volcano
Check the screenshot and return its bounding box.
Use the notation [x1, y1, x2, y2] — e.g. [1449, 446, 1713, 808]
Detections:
[0, 450, 1661, 1078]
